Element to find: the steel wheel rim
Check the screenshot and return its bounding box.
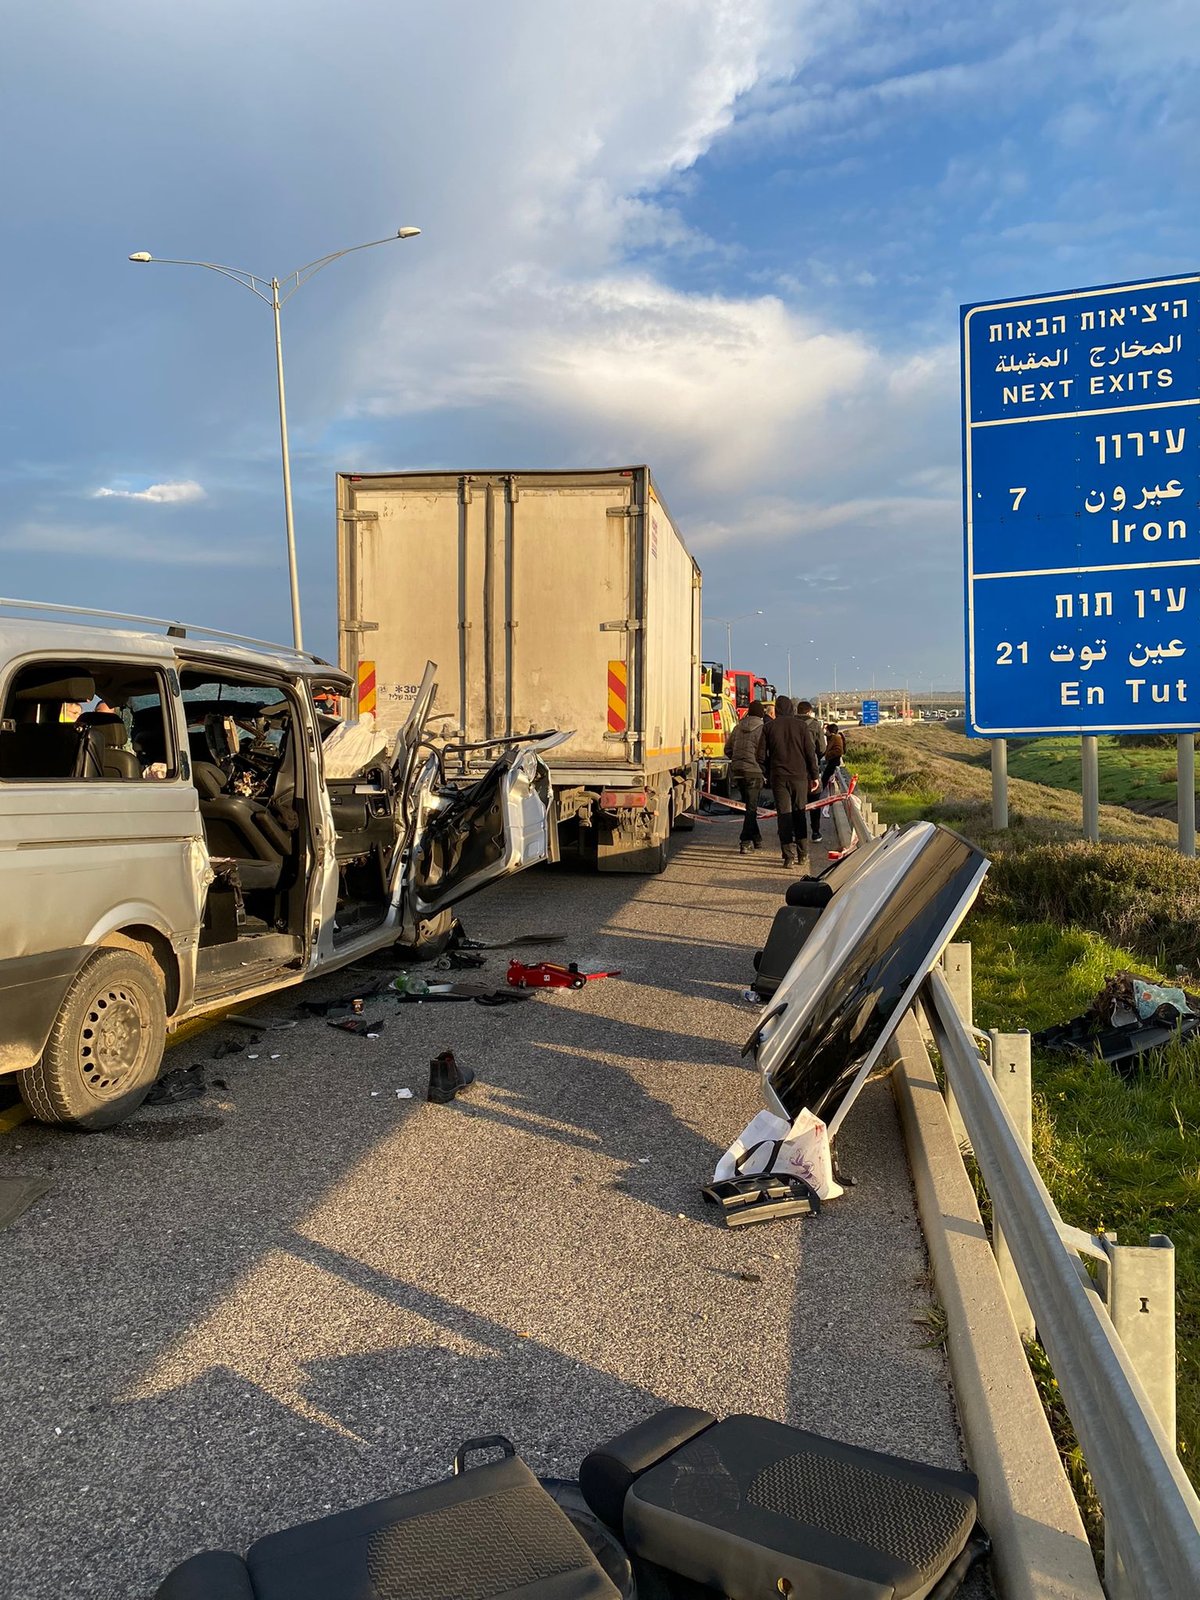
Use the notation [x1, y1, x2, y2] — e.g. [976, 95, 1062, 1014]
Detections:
[78, 984, 147, 1097]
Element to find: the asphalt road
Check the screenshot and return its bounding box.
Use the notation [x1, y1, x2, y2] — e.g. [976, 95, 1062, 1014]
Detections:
[1, 814, 986, 1598]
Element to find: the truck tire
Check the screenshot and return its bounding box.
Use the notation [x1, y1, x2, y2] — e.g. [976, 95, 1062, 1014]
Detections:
[19, 948, 167, 1130]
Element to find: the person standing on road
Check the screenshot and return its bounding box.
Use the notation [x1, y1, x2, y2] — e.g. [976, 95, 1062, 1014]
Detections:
[724, 698, 767, 853]
[821, 723, 845, 789]
[764, 694, 820, 869]
[795, 700, 827, 844]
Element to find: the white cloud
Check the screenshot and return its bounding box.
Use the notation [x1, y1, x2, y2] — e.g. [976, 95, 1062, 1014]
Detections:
[93, 480, 206, 504]
[0, 521, 268, 567]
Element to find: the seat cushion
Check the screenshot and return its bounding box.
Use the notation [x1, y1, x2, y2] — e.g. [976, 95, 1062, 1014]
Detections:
[623, 1415, 978, 1600]
[246, 1453, 620, 1600]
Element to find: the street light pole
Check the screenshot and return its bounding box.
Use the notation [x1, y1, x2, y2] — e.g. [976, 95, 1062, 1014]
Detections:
[270, 281, 303, 651]
[129, 227, 421, 650]
[705, 611, 763, 670]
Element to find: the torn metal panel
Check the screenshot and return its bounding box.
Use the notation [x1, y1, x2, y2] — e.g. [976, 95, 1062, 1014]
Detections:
[748, 822, 989, 1136]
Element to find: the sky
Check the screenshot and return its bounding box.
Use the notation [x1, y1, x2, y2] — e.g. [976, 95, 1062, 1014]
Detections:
[1, 0, 1197, 695]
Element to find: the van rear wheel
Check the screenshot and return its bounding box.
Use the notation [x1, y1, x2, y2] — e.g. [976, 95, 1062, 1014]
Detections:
[19, 948, 167, 1130]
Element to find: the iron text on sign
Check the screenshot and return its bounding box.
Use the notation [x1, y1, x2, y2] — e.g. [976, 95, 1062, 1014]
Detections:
[961, 272, 1200, 736]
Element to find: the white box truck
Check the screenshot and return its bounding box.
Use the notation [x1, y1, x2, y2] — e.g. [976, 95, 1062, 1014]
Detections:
[336, 466, 702, 872]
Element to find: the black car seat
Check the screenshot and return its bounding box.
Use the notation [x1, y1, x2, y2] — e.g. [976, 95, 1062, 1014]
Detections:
[76, 712, 141, 780]
[155, 1410, 986, 1600]
[185, 734, 283, 893]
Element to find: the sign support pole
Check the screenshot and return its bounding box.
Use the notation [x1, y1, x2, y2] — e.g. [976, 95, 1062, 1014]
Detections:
[990, 738, 1008, 830]
[1081, 735, 1099, 842]
[1178, 735, 1196, 859]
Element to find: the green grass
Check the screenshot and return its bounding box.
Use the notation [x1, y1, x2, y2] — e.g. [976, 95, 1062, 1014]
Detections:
[1007, 733, 1193, 814]
[847, 730, 1200, 1484]
[969, 913, 1200, 1479]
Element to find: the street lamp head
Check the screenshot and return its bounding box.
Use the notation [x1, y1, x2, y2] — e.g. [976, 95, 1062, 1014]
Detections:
[128, 252, 153, 262]
[396, 227, 421, 239]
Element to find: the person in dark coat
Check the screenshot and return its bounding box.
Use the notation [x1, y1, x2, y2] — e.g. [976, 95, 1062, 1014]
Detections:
[764, 695, 820, 868]
[724, 699, 767, 852]
[795, 700, 827, 841]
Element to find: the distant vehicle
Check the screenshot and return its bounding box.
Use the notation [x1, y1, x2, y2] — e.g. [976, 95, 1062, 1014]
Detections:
[337, 466, 701, 873]
[728, 669, 769, 719]
[0, 604, 558, 1128]
[700, 681, 737, 793]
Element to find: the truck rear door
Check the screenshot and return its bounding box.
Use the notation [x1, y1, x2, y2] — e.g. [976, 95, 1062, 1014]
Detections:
[503, 475, 636, 770]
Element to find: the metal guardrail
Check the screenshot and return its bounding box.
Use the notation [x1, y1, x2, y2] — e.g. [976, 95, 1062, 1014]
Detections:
[919, 959, 1200, 1600]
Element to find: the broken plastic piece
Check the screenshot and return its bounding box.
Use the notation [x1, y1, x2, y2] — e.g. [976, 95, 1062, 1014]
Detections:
[328, 1016, 385, 1037]
[702, 1174, 821, 1228]
[435, 949, 487, 970]
[451, 921, 567, 952]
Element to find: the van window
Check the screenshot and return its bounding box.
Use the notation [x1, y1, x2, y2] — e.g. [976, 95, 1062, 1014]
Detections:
[0, 660, 177, 782]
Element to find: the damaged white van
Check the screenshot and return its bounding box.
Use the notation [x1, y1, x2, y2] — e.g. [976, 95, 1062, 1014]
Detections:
[0, 602, 562, 1128]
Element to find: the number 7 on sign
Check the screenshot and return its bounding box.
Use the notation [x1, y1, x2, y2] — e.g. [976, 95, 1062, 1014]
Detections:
[1009, 487, 1027, 512]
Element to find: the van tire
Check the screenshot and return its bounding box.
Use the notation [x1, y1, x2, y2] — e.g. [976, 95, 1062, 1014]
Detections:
[19, 949, 167, 1130]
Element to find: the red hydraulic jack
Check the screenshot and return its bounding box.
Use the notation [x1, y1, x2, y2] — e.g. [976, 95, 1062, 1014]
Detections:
[507, 959, 621, 990]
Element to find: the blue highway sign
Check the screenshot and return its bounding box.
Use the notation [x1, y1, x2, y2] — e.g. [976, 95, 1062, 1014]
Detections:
[962, 272, 1200, 736]
[861, 699, 880, 726]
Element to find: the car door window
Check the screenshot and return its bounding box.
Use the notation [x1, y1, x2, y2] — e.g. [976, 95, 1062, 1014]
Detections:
[0, 660, 178, 782]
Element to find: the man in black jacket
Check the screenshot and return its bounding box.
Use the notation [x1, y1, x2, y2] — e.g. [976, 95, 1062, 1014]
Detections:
[764, 694, 820, 868]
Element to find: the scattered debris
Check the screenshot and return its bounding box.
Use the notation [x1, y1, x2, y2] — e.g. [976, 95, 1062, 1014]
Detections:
[474, 989, 534, 1007]
[428, 1050, 476, 1104]
[507, 960, 621, 990]
[227, 1014, 268, 1031]
[299, 980, 388, 1017]
[435, 949, 487, 970]
[394, 978, 532, 1004]
[328, 1016, 385, 1037]
[212, 1079, 229, 1091]
[450, 921, 566, 951]
[396, 1088, 414, 1099]
[145, 1063, 207, 1106]
[1035, 969, 1200, 1075]
[703, 1174, 821, 1229]
[212, 1039, 245, 1060]
[713, 1108, 842, 1201]
[741, 989, 764, 1005]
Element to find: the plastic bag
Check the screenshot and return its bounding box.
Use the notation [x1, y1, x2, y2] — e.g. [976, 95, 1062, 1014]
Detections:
[1131, 978, 1190, 1021]
[713, 1107, 843, 1201]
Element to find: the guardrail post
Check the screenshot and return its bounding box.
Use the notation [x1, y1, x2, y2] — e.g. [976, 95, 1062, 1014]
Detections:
[1081, 734, 1100, 842]
[1107, 1235, 1177, 1448]
[988, 1029, 1035, 1339]
[991, 737, 1008, 830]
[941, 943, 973, 1151]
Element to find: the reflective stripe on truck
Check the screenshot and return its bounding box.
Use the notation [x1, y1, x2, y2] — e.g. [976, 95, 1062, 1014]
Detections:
[607, 660, 628, 733]
[357, 659, 377, 716]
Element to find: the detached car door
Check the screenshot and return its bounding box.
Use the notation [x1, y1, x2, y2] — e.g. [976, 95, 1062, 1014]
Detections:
[405, 731, 567, 917]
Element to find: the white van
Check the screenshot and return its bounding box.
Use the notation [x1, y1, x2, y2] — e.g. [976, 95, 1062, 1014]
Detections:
[0, 602, 561, 1128]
